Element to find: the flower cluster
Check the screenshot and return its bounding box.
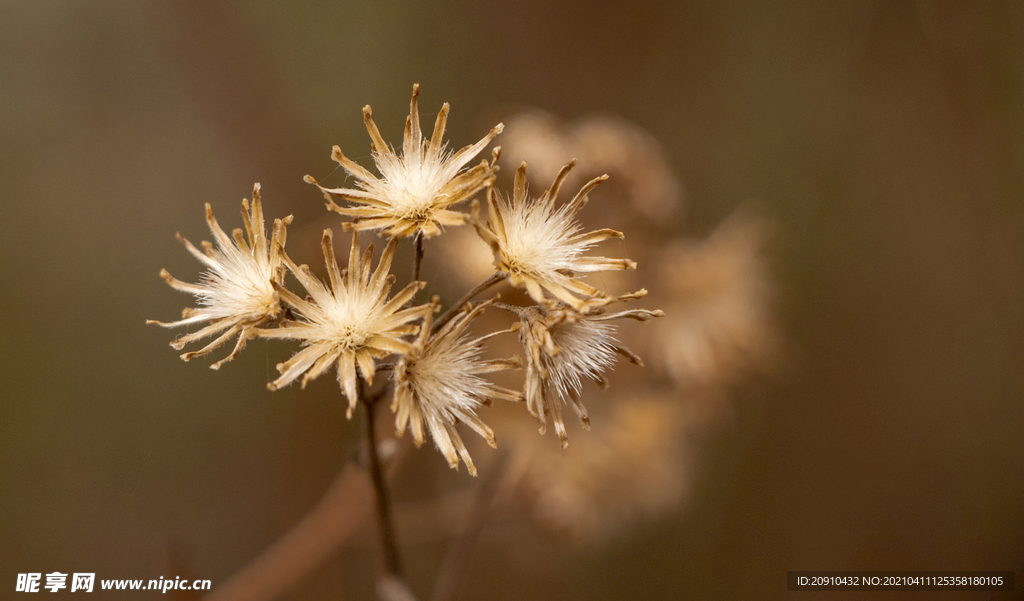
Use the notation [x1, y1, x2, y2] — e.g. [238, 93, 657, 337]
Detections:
[150, 84, 662, 474]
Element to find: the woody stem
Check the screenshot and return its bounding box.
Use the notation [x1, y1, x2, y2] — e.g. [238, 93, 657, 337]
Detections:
[362, 386, 402, 577]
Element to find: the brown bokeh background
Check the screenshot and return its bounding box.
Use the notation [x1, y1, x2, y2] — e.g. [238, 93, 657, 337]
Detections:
[2, 1, 1022, 600]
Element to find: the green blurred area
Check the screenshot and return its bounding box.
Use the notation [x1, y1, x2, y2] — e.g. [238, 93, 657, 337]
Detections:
[2, 1, 1022, 600]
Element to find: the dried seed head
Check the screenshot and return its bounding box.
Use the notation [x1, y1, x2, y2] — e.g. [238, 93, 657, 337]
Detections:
[499, 110, 681, 221]
[148, 184, 292, 369]
[473, 160, 636, 312]
[256, 229, 432, 417]
[500, 393, 691, 544]
[515, 294, 663, 447]
[306, 83, 503, 239]
[392, 299, 521, 476]
[651, 212, 776, 386]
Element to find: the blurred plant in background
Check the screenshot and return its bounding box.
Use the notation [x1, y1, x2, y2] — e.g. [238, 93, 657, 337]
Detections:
[479, 111, 777, 548]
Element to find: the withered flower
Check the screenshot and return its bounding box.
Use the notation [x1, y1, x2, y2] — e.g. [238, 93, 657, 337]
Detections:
[473, 160, 636, 312]
[392, 300, 521, 476]
[499, 110, 682, 221]
[652, 212, 776, 386]
[513, 294, 663, 446]
[500, 393, 690, 544]
[306, 84, 503, 239]
[149, 184, 292, 369]
[257, 230, 432, 417]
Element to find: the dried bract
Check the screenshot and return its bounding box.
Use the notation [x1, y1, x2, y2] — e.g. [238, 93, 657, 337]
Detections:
[306, 84, 503, 239]
[148, 184, 292, 369]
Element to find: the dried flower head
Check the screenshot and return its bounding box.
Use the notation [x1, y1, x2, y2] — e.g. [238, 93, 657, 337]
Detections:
[257, 229, 432, 417]
[305, 84, 503, 239]
[392, 300, 521, 476]
[513, 293, 663, 446]
[473, 160, 636, 312]
[148, 184, 292, 369]
[651, 212, 776, 386]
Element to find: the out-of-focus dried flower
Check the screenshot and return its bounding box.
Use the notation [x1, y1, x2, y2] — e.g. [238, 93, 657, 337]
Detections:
[513, 294, 663, 447]
[392, 300, 521, 476]
[473, 160, 636, 312]
[499, 393, 690, 544]
[149, 184, 292, 369]
[651, 212, 776, 386]
[257, 230, 432, 417]
[306, 84, 503, 239]
[499, 111, 682, 221]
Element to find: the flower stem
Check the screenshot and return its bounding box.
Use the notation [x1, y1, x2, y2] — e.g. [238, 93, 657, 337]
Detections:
[412, 232, 424, 283]
[432, 272, 506, 333]
[363, 389, 402, 577]
[490, 302, 526, 317]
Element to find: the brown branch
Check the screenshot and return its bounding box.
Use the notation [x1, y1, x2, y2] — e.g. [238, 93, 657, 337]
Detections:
[204, 464, 372, 601]
[205, 381, 406, 601]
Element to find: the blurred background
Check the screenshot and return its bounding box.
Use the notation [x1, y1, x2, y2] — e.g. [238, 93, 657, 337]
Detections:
[2, 1, 1023, 599]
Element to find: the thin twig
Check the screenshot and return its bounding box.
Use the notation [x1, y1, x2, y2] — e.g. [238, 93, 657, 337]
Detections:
[490, 302, 525, 317]
[432, 272, 506, 333]
[429, 448, 510, 601]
